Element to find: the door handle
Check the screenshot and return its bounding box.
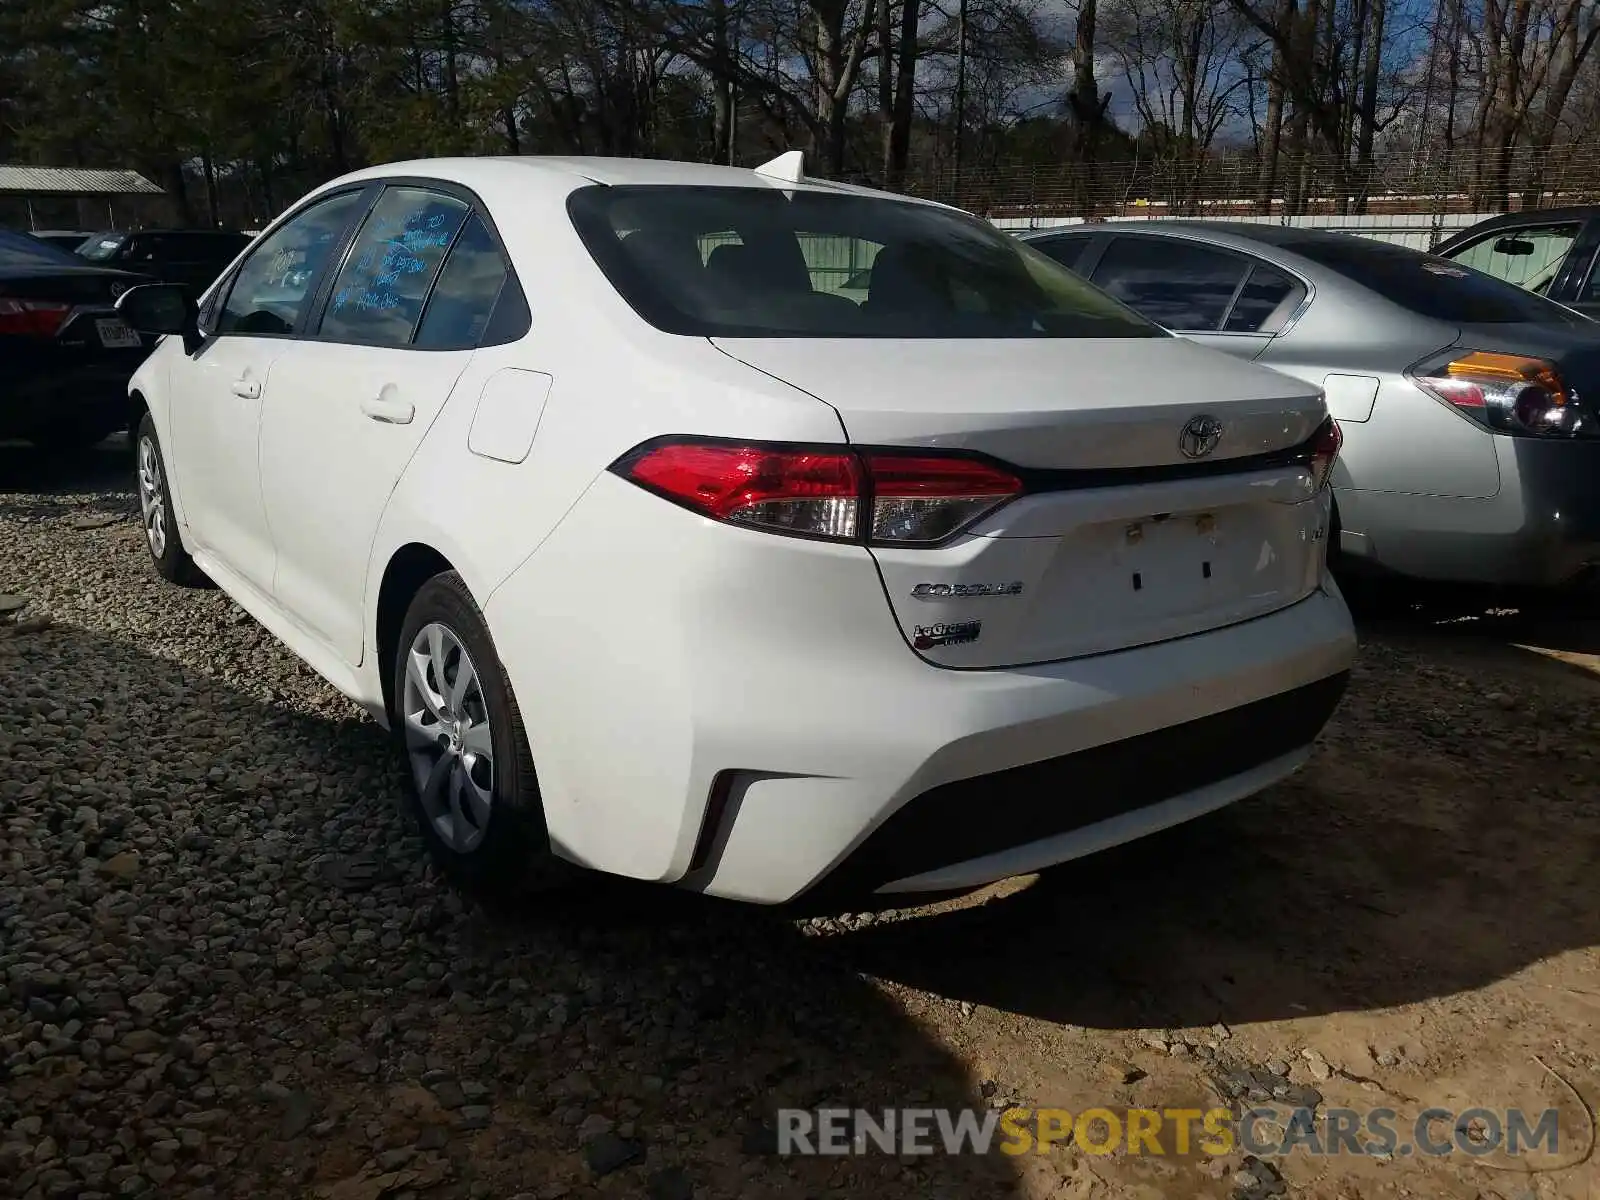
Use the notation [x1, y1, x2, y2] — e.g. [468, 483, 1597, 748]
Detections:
[361, 392, 415, 425]
[231, 378, 261, 399]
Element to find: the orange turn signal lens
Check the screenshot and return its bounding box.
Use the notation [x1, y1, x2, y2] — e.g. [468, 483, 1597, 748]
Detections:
[1441, 352, 1570, 407]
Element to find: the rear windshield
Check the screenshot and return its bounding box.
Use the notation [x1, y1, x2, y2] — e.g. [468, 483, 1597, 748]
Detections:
[0, 229, 82, 267]
[1289, 236, 1592, 325]
[567, 185, 1163, 339]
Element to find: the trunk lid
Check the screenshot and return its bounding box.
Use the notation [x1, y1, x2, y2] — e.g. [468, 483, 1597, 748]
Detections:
[0, 265, 153, 309]
[711, 336, 1326, 469]
[714, 336, 1333, 668]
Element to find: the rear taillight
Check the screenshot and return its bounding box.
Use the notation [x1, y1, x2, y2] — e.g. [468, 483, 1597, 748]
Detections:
[620, 442, 862, 539]
[612, 439, 1023, 546]
[0, 298, 71, 337]
[1411, 350, 1599, 438]
[863, 453, 1024, 544]
[1308, 417, 1342, 490]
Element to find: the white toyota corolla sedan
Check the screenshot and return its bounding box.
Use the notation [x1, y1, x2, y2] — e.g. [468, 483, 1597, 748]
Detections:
[115, 153, 1356, 906]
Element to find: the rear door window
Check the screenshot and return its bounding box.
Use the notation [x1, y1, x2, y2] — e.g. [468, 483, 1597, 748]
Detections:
[1090, 236, 1248, 331]
[1224, 263, 1307, 333]
[413, 214, 515, 349]
[319, 187, 471, 347]
[1029, 234, 1093, 274]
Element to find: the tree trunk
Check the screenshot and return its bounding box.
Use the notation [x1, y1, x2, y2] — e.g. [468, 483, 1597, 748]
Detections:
[1067, 0, 1108, 217]
[257, 157, 277, 219]
[1338, 0, 1367, 214]
[157, 160, 195, 226]
[442, 0, 462, 139]
[1443, 0, 1461, 154]
[710, 0, 734, 163]
[878, 0, 893, 182]
[1521, 6, 1599, 207]
[201, 149, 220, 227]
[885, 0, 919, 190]
[1255, 0, 1292, 213]
[1284, 0, 1317, 215]
[813, 0, 876, 177]
[1178, 9, 1204, 214]
[1478, 0, 1531, 211]
[1352, 0, 1383, 213]
[953, 0, 967, 190]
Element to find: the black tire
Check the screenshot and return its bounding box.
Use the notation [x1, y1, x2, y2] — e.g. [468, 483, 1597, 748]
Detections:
[392, 571, 569, 899]
[134, 413, 209, 587]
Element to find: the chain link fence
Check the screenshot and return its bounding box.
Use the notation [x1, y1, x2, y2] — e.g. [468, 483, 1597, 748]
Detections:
[901, 143, 1600, 223]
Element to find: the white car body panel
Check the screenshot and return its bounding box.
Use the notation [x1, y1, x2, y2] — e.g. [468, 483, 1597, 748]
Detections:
[485, 473, 1353, 895]
[166, 335, 284, 594]
[127, 154, 1357, 905]
[261, 340, 475, 662]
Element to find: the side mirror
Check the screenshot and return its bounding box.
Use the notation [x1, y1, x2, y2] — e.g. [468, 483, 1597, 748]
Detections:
[116, 283, 200, 353]
[1492, 236, 1537, 256]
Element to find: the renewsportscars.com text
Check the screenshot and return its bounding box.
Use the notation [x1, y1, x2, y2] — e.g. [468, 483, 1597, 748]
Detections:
[775, 1105, 1562, 1158]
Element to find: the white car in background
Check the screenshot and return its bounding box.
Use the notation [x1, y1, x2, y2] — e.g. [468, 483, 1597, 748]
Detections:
[116, 152, 1356, 906]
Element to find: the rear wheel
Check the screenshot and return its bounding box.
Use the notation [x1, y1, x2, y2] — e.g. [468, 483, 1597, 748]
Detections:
[392, 572, 569, 899]
[135, 413, 208, 586]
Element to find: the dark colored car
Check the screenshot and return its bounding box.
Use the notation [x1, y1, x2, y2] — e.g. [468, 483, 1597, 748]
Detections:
[76, 228, 251, 292]
[1, 229, 156, 448]
[28, 230, 95, 252]
[1432, 207, 1600, 316]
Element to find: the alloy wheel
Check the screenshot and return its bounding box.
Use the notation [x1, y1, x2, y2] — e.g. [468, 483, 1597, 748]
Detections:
[401, 622, 496, 853]
[137, 435, 167, 559]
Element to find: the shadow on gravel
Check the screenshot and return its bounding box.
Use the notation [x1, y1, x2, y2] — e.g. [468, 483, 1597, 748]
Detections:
[832, 590, 1600, 1034]
[0, 620, 1023, 1200]
[0, 437, 138, 523]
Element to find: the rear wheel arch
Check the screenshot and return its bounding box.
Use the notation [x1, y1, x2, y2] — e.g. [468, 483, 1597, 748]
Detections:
[380, 555, 570, 898]
[375, 544, 458, 715]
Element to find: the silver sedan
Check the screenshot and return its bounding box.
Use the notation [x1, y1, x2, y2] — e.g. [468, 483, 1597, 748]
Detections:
[1018, 221, 1600, 590]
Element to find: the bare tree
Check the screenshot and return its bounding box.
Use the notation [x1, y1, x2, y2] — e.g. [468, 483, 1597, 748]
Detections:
[1102, 0, 1255, 211]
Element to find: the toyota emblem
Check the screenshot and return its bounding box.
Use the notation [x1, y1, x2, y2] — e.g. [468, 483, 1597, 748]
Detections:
[1178, 414, 1224, 459]
[109, 281, 128, 299]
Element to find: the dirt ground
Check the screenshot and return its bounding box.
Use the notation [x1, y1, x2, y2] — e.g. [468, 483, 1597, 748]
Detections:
[3, 440, 1599, 1200]
[853, 593, 1600, 1199]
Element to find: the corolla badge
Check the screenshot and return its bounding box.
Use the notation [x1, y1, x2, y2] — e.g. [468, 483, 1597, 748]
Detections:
[911, 581, 1024, 600]
[1178, 414, 1224, 459]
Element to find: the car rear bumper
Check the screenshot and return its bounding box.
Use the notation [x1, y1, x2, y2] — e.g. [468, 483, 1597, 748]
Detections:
[1337, 436, 1600, 587]
[683, 589, 1353, 905]
[794, 672, 1346, 905]
[487, 475, 1357, 905]
[2, 334, 144, 437]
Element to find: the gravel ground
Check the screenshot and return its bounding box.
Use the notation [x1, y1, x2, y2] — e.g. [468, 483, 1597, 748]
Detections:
[4, 439, 1600, 1200]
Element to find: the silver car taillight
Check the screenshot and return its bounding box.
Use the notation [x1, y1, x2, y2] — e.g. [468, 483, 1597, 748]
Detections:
[1411, 350, 1600, 438]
